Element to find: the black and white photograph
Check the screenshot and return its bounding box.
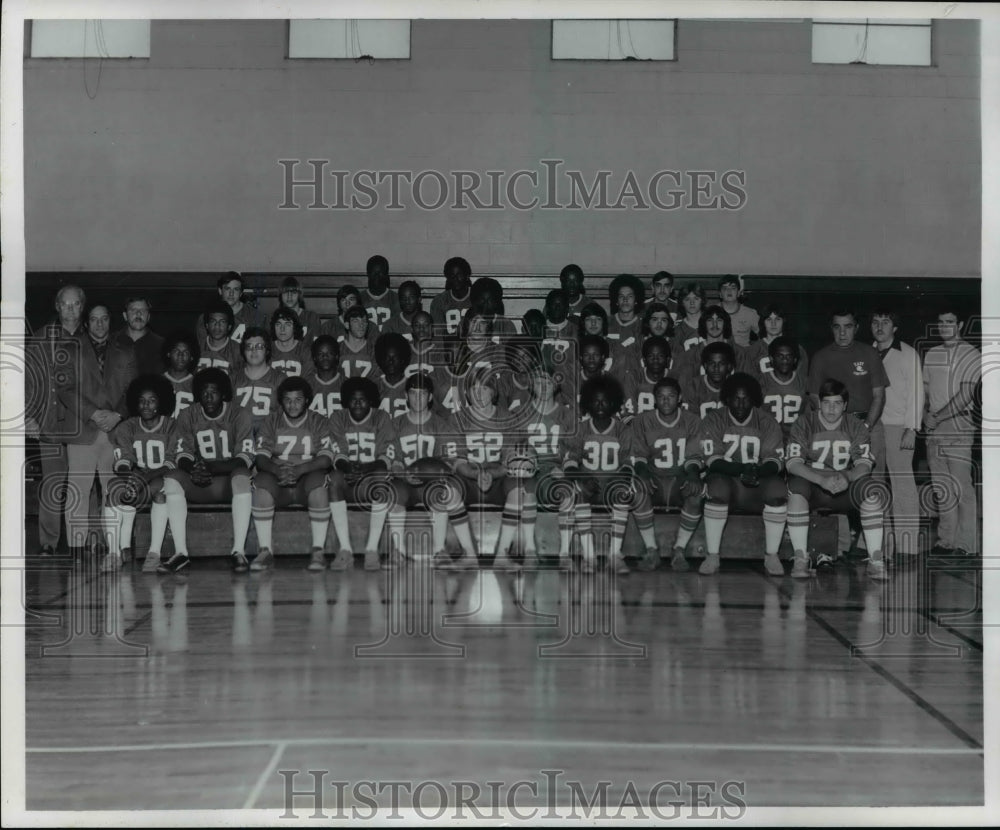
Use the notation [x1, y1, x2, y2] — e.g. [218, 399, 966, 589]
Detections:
[1, 0, 996, 824]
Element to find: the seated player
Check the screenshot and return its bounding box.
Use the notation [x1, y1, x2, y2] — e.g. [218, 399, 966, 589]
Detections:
[383, 373, 480, 570]
[167, 368, 255, 572]
[108, 374, 180, 572]
[328, 284, 362, 342]
[759, 335, 809, 440]
[339, 305, 378, 378]
[231, 326, 284, 435]
[361, 254, 398, 331]
[270, 307, 310, 377]
[373, 332, 411, 417]
[739, 303, 810, 377]
[162, 330, 199, 417]
[696, 372, 787, 576]
[278, 276, 325, 343]
[540, 288, 577, 372]
[304, 335, 346, 416]
[650, 271, 679, 320]
[561, 375, 635, 575]
[382, 280, 422, 339]
[622, 335, 676, 420]
[641, 301, 675, 346]
[430, 256, 473, 337]
[684, 342, 736, 418]
[606, 274, 645, 371]
[251, 376, 336, 572]
[672, 283, 705, 356]
[197, 298, 243, 371]
[629, 377, 704, 571]
[328, 377, 395, 571]
[785, 378, 888, 580]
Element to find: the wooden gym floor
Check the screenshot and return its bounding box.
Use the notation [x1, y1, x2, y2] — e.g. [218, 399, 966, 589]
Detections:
[20, 546, 984, 816]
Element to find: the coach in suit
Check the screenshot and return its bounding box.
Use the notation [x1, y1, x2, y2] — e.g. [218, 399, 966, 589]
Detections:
[59, 302, 137, 554]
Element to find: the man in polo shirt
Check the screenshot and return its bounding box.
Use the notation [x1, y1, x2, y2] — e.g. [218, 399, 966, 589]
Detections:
[871, 309, 924, 561]
[922, 308, 981, 557]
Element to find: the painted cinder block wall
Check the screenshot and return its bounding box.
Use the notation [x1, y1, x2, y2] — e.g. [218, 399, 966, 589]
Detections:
[23, 18, 980, 277]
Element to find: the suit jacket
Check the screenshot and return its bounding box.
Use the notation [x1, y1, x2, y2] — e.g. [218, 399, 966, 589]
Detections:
[25, 322, 87, 442]
[112, 327, 165, 376]
[58, 334, 138, 445]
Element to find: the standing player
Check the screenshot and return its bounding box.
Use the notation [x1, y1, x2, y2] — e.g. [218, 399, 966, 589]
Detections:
[629, 377, 704, 571]
[304, 335, 346, 417]
[696, 373, 787, 576]
[162, 331, 199, 417]
[269, 307, 311, 377]
[327, 377, 395, 571]
[405, 311, 442, 378]
[197, 299, 243, 371]
[167, 368, 255, 573]
[759, 336, 810, 440]
[650, 271, 679, 320]
[540, 289, 577, 373]
[430, 256, 474, 336]
[277, 276, 325, 343]
[672, 283, 705, 358]
[785, 379, 888, 580]
[562, 375, 634, 574]
[373, 332, 411, 417]
[559, 263, 591, 320]
[606, 274, 645, 371]
[328, 285, 362, 343]
[108, 374, 180, 572]
[382, 280, 422, 340]
[251, 376, 336, 572]
[231, 327, 285, 434]
[361, 254, 399, 331]
[194, 272, 256, 348]
[684, 342, 736, 419]
[339, 306, 379, 378]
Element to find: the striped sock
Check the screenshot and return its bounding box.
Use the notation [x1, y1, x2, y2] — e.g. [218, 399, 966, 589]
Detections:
[703, 501, 729, 555]
[675, 507, 702, 549]
[252, 505, 275, 550]
[762, 504, 787, 554]
[310, 506, 330, 550]
[787, 508, 810, 552]
[860, 500, 884, 557]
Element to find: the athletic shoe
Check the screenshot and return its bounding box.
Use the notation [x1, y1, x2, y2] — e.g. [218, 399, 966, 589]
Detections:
[38, 544, 55, 557]
[383, 550, 405, 570]
[157, 552, 190, 575]
[492, 553, 518, 572]
[814, 552, 836, 573]
[329, 548, 353, 571]
[432, 550, 455, 570]
[249, 548, 274, 572]
[698, 553, 720, 576]
[363, 549, 380, 571]
[609, 553, 630, 575]
[637, 546, 660, 572]
[142, 552, 163, 573]
[669, 546, 690, 572]
[307, 547, 327, 571]
[867, 557, 888, 581]
[231, 551, 249, 573]
[578, 554, 595, 574]
[121, 546, 134, 565]
[100, 551, 120, 573]
[790, 550, 810, 579]
[763, 553, 784, 576]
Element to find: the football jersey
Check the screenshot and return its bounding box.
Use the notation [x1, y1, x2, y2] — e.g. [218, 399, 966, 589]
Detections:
[231, 366, 285, 433]
[195, 303, 258, 348]
[112, 415, 178, 472]
[519, 402, 578, 468]
[628, 408, 700, 474]
[303, 371, 345, 417]
[564, 415, 631, 473]
[449, 406, 516, 467]
[683, 375, 726, 419]
[607, 314, 642, 356]
[175, 402, 255, 468]
[196, 339, 243, 372]
[696, 407, 784, 468]
[430, 365, 472, 417]
[621, 366, 680, 420]
[270, 339, 311, 377]
[338, 333, 378, 378]
[384, 411, 455, 468]
[329, 408, 394, 466]
[362, 288, 399, 331]
[759, 368, 810, 439]
[739, 339, 810, 380]
[376, 374, 409, 418]
[383, 312, 418, 341]
[429, 290, 472, 336]
[255, 410, 337, 465]
[290, 307, 326, 344]
[164, 371, 194, 418]
[405, 342, 446, 379]
[786, 411, 873, 472]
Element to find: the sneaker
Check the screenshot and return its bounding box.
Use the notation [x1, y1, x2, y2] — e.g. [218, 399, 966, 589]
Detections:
[698, 553, 720, 576]
[121, 546, 134, 565]
[493, 553, 518, 572]
[157, 552, 190, 575]
[329, 548, 353, 571]
[231, 551, 249, 573]
[383, 549, 405, 570]
[307, 547, 327, 571]
[669, 546, 690, 572]
[363, 549, 381, 571]
[867, 557, 888, 581]
[249, 548, 274, 572]
[100, 551, 121, 573]
[637, 547, 660, 572]
[791, 550, 810, 579]
[609, 553, 630, 575]
[577, 554, 595, 574]
[814, 552, 836, 573]
[764, 553, 784, 576]
[142, 552, 163, 573]
[38, 544, 55, 557]
[432, 550, 455, 570]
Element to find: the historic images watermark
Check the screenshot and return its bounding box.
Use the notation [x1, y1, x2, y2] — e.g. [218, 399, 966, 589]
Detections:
[278, 159, 748, 212]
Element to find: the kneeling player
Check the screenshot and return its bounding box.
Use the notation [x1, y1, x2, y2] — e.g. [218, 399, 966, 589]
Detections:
[562, 375, 635, 574]
[108, 374, 181, 572]
[785, 379, 888, 580]
[328, 377, 395, 571]
[168, 368, 255, 572]
[629, 378, 704, 571]
[251, 376, 336, 571]
[697, 372, 787, 576]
